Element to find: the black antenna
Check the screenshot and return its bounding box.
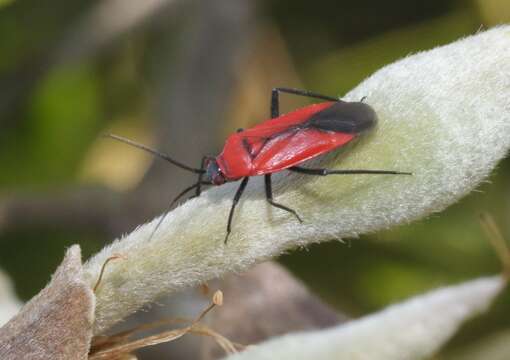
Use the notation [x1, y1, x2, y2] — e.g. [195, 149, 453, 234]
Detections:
[105, 134, 205, 174]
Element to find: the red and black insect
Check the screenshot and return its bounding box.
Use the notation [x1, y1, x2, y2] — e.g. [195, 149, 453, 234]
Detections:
[109, 88, 410, 243]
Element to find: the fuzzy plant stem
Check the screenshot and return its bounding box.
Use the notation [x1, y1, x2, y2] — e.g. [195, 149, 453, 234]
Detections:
[84, 26, 510, 334]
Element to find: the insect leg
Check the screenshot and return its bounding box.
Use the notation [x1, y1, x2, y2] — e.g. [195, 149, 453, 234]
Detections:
[289, 166, 412, 176]
[195, 156, 210, 196]
[271, 87, 339, 118]
[146, 181, 207, 243]
[225, 177, 250, 244]
[264, 174, 303, 223]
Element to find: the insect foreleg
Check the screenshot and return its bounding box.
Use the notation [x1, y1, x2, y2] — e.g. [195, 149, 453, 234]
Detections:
[195, 156, 211, 196]
[264, 174, 303, 223]
[146, 181, 210, 243]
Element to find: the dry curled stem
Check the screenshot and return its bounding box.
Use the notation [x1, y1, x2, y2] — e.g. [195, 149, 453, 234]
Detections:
[93, 254, 127, 292]
[88, 290, 238, 359]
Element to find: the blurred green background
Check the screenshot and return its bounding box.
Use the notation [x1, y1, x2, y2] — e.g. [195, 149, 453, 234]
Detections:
[1, 0, 510, 358]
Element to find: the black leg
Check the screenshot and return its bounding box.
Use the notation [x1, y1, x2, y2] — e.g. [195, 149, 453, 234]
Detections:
[271, 87, 340, 118]
[147, 180, 212, 243]
[195, 156, 210, 196]
[148, 155, 212, 243]
[264, 174, 303, 223]
[289, 166, 412, 176]
[173, 181, 212, 207]
[225, 177, 250, 244]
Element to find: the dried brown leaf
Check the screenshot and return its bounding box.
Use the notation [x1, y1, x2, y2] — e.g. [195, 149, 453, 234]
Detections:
[0, 245, 95, 360]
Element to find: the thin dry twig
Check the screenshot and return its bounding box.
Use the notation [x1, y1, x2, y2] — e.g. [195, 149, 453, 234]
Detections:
[94, 254, 127, 292]
[189, 324, 239, 354]
[88, 290, 239, 359]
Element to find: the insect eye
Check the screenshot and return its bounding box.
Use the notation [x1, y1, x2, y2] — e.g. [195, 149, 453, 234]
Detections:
[213, 173, 226, 185]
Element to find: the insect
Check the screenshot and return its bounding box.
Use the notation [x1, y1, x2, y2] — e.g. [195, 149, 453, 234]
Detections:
[108, 88, 411, 243]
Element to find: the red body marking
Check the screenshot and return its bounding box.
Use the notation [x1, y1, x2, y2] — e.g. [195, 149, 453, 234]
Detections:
[217, 102, 355, 179]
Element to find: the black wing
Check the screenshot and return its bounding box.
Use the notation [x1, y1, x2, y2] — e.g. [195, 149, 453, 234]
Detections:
[305, 101, 377, 134]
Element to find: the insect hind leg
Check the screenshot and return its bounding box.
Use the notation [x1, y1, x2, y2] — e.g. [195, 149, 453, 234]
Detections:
[265, 174, 303, 223]
[271, 88, 340, 118]
[288, 166, 412, 176]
